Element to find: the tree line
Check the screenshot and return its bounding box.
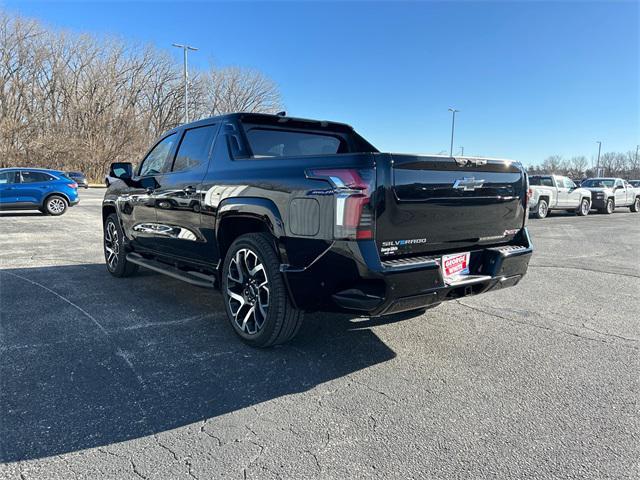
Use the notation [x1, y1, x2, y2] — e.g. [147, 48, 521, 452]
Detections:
[527, 152, 640, 180]
[0, 12, 283, 181]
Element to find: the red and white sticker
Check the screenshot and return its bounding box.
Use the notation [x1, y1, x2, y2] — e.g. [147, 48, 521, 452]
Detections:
[441, 252, 470, 280]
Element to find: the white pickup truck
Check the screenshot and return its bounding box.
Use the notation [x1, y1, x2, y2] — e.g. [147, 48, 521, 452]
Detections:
[580, 177, 640, 214]
[528, 175, 592, 219]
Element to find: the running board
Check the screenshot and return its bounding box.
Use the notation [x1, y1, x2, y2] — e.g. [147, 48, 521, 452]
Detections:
[126, 253, 216, 289]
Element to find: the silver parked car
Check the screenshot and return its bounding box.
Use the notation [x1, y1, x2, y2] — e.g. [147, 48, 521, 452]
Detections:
[528, 175, 592, 219]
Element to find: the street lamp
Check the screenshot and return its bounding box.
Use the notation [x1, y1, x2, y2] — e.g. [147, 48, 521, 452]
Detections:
[172, 43, 198, 123]
[459, 146, 464, 156]
[596, 141, 602, 173]
[448, 108, 459, 157]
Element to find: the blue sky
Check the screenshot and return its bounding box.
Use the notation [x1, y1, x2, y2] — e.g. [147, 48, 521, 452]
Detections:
[5, 1, 638, 165]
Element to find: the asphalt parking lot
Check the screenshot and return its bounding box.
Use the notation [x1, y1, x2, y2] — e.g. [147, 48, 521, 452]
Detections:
[1, 189, 638, 479]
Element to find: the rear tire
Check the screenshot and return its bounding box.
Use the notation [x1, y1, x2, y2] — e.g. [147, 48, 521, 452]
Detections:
[630, 197, 640, 213]
[44, 195, 68, 216]
[104, 213, 138, 277]
[533, 199, 549, 219]
[221, 233, 303, 348]
[575, 198, 590, 216]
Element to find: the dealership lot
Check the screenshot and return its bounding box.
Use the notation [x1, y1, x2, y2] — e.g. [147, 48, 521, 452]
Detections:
[1, 189, 638, 479]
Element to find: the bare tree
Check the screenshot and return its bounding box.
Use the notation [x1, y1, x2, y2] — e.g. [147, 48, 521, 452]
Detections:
[0, 11, 284, 181]
[200, 66, 283, 116]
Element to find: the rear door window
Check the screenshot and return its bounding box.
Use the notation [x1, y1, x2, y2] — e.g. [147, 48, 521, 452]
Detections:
[0, 171, 19, 184]
[21, 171, 55, 183]
[139, 133, 177, 176]
[172, 125, 217, 173]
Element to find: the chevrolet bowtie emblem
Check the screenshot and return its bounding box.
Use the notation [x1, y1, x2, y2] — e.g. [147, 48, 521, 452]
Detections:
[453, 177, 485, 191]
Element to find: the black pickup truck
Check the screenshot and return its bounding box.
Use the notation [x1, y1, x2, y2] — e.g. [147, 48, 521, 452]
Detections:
[103, 113, 532, 347]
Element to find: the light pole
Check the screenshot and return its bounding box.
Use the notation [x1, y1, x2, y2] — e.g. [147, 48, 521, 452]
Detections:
[459, 146, 464, 156]
[596, 141, 602, 173]
[172, 43, 198, 123]
[448, 108, 459, 157]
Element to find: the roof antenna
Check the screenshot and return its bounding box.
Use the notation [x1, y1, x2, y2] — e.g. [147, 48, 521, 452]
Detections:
[276, 111, 286, 117]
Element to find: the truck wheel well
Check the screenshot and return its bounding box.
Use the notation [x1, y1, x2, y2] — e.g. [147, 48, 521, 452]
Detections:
[538, 195, 549, 204]
[217, 216, 273, 262]
[102, 205, 117, 223]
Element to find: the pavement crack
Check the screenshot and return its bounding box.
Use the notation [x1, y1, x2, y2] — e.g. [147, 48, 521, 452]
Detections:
[529, 264, 640, 279]
[242, 441, 265, 479]
[456, 300, 638, 348]
[199, 419, 223, 446]
[304, 449, 321, 472]
[154, 436, 180, 463]
[155, 435, 199, 479]
[0, 270, 151, 394]
[350, 378, 398, 404]
[130, 459, 148, 480]
[369, 414, 378, 431]
[185, 457, 198, 480]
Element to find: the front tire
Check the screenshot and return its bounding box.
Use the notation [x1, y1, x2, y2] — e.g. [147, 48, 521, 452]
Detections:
[222, 233, 303, 348]
[44, 195, 68, 216]
[600, 198, 614, 214]
[630, 197, 640, 213]
[533, 199, 549, 219]
[104, 213, 138, 277]
[576, 198, 590, 216]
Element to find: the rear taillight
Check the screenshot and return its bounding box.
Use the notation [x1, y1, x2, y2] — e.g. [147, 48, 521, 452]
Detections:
[67, 182, 78, 189]
[307, 168, 375, 240]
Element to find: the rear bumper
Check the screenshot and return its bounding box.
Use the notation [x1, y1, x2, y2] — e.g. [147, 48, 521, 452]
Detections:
[282, 229, 533, 316]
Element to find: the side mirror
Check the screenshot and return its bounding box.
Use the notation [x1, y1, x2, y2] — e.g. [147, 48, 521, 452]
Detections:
[109, 162, 133, 180]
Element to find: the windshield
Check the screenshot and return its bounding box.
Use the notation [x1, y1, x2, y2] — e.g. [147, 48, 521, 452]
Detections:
[582, 179, 614, 188]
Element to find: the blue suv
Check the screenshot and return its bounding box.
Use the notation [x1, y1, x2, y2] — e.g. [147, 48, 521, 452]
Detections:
[0, 168, 79, 215]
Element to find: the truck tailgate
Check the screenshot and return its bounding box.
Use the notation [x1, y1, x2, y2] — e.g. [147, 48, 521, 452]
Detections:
[376, 154, 527, 257]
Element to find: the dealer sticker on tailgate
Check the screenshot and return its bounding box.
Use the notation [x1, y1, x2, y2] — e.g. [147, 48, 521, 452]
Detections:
[441, 252, 470, 283]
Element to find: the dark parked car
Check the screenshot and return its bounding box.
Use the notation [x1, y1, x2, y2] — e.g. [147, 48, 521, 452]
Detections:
[66, 171, 89, 188]
[0, 168, 79, 215]
[102, 113, 532, 347]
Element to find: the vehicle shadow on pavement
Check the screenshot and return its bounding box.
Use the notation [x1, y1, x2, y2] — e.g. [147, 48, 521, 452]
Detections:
[0, 264, 396, 462]
[0, 211, 45, 217]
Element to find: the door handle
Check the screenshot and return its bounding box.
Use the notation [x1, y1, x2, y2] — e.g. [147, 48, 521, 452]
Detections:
[183, 186, 197, 195]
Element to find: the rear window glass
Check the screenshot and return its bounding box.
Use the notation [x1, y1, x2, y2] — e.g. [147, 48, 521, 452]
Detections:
[245, 128, 343, 158]
[529, 176, 554, 187]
